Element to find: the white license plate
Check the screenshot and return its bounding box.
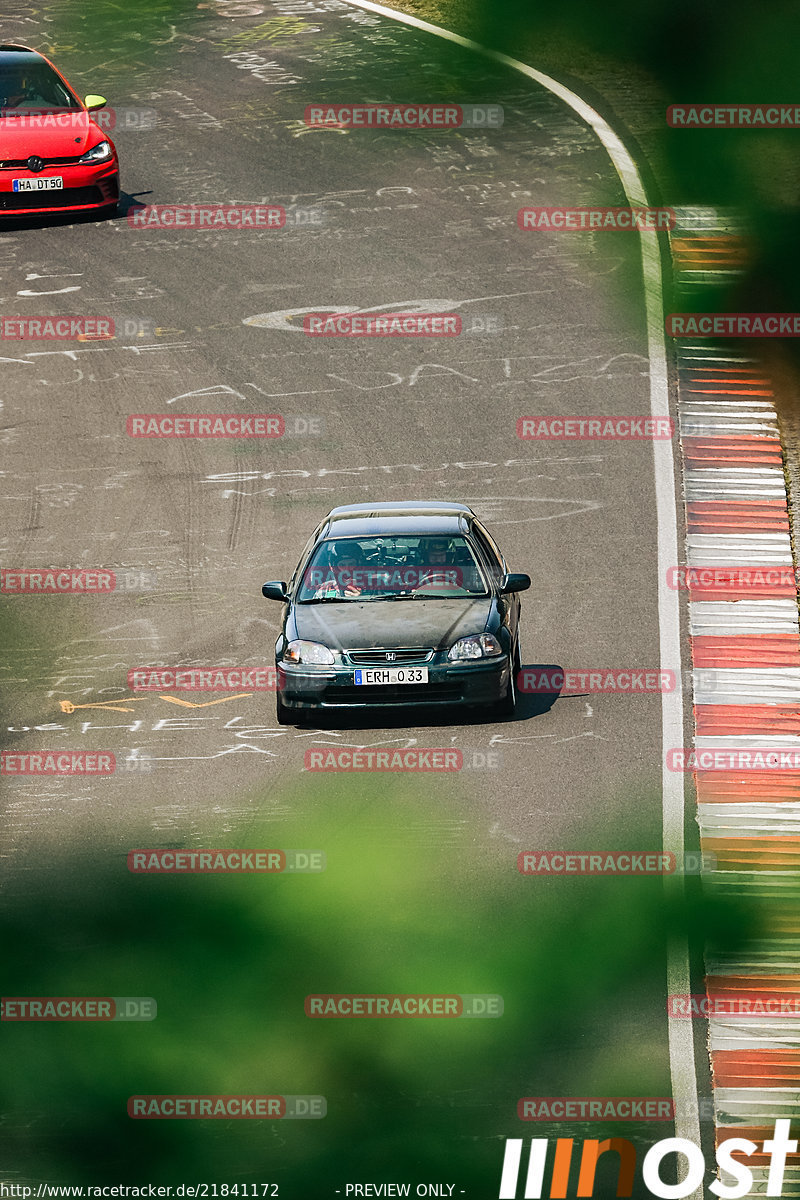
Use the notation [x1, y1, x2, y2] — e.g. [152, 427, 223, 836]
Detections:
[13, 176, 63, 192]
[354, 667, 428, 686]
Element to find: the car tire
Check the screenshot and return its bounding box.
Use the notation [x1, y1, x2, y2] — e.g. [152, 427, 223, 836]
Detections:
[496, 645, 519, 720]
[276, 692, 292, 725]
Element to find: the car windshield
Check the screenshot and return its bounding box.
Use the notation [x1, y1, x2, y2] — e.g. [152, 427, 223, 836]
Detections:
[296, 535, 489, 602]
[0, 63, 80, 112]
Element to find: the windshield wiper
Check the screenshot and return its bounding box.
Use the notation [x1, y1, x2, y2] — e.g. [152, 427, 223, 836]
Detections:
[297, 592, 483, 604]
[296, 597, 356, 604]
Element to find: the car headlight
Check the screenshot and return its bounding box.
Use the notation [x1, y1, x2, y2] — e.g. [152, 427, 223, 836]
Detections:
[79, 140, 113, 164]
[284, 639, 335, 666]
[448, 634, 503, 661]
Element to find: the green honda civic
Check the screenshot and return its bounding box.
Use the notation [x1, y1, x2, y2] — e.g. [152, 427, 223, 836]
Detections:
[261, 501, 530, 725]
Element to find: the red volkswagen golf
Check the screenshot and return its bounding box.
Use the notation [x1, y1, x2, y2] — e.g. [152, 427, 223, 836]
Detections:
[0, 44, 119, 218]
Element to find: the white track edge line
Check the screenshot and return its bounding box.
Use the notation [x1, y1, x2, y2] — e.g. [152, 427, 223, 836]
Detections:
[339, 0, 699, 1185]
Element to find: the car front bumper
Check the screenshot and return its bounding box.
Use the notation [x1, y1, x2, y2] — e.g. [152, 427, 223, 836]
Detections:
[0, 163, 119, 215]
[277, 655, 510, 712]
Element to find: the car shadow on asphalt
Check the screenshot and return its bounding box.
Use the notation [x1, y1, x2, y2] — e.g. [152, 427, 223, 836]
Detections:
[297, 664, 565, 731]
[119, 191, 150, 218]
[515, 662, 564, 721]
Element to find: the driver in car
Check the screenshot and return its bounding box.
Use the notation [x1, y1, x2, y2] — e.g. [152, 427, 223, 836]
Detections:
[415, 538, 458, 589]
[0, 71, 28, 108]
[0, 71, 43, 108]
[0, 68, 64, 109]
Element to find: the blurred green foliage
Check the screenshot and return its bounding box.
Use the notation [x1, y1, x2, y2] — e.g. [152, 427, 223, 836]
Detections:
[467, 0, 800, 353]
[1, 779, 754, 1191]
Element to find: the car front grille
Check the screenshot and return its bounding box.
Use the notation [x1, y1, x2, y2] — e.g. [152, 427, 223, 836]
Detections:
[0, 185, 104, 209]
[346, 647, 434, 665]
[0, 156, 84, 168]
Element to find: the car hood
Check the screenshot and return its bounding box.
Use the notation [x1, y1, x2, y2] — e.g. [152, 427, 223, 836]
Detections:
[291, 596, 493, 651]
[0, 111, 101, 158]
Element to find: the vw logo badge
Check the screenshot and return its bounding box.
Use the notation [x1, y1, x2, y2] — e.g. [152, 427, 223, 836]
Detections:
[27, 156, 44, 173]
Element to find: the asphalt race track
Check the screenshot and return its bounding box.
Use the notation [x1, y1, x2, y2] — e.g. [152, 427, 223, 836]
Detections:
[0, 0, 705, 1193]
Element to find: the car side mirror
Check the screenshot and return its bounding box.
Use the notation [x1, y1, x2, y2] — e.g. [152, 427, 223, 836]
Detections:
[499, 572, 531, 594]
[84, 95, 108, 111]
[262, 581, 288, 601]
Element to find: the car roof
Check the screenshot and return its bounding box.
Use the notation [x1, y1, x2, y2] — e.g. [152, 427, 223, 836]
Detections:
[327, 501, 473, 517]
[320, 502, 475, 538]
[0, 46, 46, 63]
[319, 513, 470, 539]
